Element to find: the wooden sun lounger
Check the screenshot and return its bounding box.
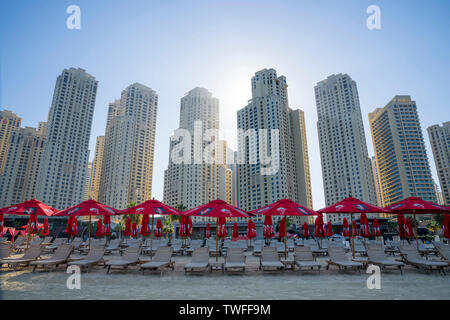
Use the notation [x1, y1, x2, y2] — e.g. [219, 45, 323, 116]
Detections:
[326, 246, 363, 274]
[105, 247, 141, 273]
[366, 247, 404, 273]
[434, 242, 450, 264]
[0, 244, 43, 269]
[30, 244, 73, 272]
[68, 246, 105, 271]
[399, 245, 448, 275]
[224, 248, 246, 272]
[44, 238, 67, 253]
[12, 237, 26, 251]
[260, 247, 284, 271]
[105, 239, 122, 254]
[140, 247, 174, 273]
[0, 243, 12, 260]
[184, 247, 210, 273]
[294, 246, 321, 273]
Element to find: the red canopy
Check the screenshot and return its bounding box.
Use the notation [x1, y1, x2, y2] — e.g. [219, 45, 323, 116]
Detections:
[20, 222, 44, 230]
[140, 214, 151, 236]
[385, 197, 449, 214]
[351, 220, 359, 236]
[179, 216, 188, 238]
[327, 220, 333, 237]
[131, 222, 138, 238]
[42, 218, 49, 236]
[183, 199, 251, 218]
[54, 199, 118, 216]
[232, 222, 239, 238]
[187, 216, 193, 237]
[95, 218, 104, 237]
[359, 213, 371, 238]
[443, 213, 450, 239]
[66, 215, 78, 236]
[279, 217, 287, 238]
[0, 213, 4, 233]
[246, 219, 256, 239]
[342, 218, 350, 237]
[155, 219, 163, 238]
[372, 218, 381, 237]
[319, 197, 390, 214]
[397, 213, 406, 239]
[0, 199, 57, 216]
[120, 199, 181, 216]
[103, 215, 112, 236]
[405, 217, 415, 238]
[205, 223, 211, 238]
[302, 222, 309, 238]
[252, 198, 318, 217]
[314, 215, 326, 238]
[217, 217, 228, 238]
[124, 217, 132, 237]
[263, 215, 275, 239]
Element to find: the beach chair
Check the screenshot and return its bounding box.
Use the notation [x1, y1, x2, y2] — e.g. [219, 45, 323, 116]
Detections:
[353, 241, 367, 255]
[30, 244, 73, 272]
[119, 239, 142, 255]
[105, 246, 141, 273]
[41, 236, 53, 246]
[260, 247, 284, 271]
[44, 237, 67, 253]
[252, 241, 263, 256]
[434, 243, 450, 265]
[206, 240, 221, 257]
[224, 248, 246, 272]
[171, 240, 184, 255]
[366, 246, 404, 273]
[105, 239, 122, 255]
[184, 247, 210, 273]
[286, 239, 295, 251]
[237, 240, 248, 251]
[140, 246, 174, 273]
[68, 245, 105, 271]
[70, 237, 84, 252]
[304, 239, 327, 256]
[326, 246, 363, 274]
[399, 245, 448, 274]
[11, 236, 26, 251]
[294, 246, 321, 273]
[0, 243, 12, 260]
[0, 244, 42, 269]
[186, 240, 203, 255]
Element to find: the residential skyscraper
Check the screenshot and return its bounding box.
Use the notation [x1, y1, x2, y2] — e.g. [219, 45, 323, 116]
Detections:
[369, 95, 437, 207]
[36, 68, 98, 210]
[83, 162, 92, 200]
[99, 83, 158, 209]
[0, 123, 47, 207]
[237, 68, 313, 225]
[315, 74, 376, 224]
[163, 87, 233, 221]
[0, 110, 21, 174]
[371, 156, 383, 207]
[86, 136, 105, 201]
[427, 121, 450, 206]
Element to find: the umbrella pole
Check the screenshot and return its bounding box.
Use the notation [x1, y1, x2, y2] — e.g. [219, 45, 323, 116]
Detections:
[414, 210, 419, 250]
[26, 218, 31, 249]
[88, 215, 91, 250]
[150, 215, 154, 259]
[216, 217, 219, 262]
[350, 213, 355, 259]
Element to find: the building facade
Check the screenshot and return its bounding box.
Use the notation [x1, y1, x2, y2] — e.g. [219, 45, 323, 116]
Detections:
[315, 74, 376, 224]
[237, 68, 313, 225]
[371, 156, 383, 207]
[86, 136, 105, 201]
[0, 110, 21, 174]
[369, 96, 437, 207]
[428, 121, 450, 206]
[99, 83, 158, 209]
[36, 68, 98, 210]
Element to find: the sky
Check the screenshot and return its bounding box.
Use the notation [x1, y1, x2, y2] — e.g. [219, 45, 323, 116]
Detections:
[1, 0, 449, 210]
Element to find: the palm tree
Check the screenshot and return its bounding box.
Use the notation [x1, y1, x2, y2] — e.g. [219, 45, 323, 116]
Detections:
[119, 202, 142, 231]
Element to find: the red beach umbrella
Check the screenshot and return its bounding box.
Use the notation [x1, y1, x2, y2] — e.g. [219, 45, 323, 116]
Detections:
[246, 219, 256, 239]
[405, 217, 415, 238]
[263, 215, 275, 239]
[359, 213, 371, 238]
[314, 215, 326, 238]
[0, 199, 58, 216]
[342, 218, 351, 237]
[303, 222, 309, 238]
[232, 222, 239, 238]
[443, 213, 450, 239]
[352, 220, 359, 236]
[54, 199, 118, 217]
[131, 222, 138, 238]
[179, 215, 187, 238]
[205, 223, 211, 239]
[217, 217, 228, 238]
[0, 213, 4, 233]
[279, 217, 287, 238]
[187, 216, 193, 238]
[252, 198, 318, 217]
[397, 213, 406, 239]
[124, 217, 132, 237]
[42, 218, 49, 236]
[102, 215, 112, 236]
[66, 215, 78, 236]
[155, 219, 163, 239]
[140, 214, 151, 237]
[327, 220, 333, 237]
[95, 218, 104, 237]
[372, 218, 381, 237]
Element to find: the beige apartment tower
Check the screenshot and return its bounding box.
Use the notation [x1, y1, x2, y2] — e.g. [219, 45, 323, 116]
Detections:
[369, 96, 436, 207]
[99, 83, 158, 209]
[0, 110, 21, 174]
[86, 136, 105, 201]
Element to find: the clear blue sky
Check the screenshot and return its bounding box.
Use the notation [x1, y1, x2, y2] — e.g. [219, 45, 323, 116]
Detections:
[1, 0, 449, 209]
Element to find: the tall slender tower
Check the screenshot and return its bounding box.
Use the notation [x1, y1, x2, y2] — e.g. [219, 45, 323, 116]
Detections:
[369, 96, 437, 207]
[36, 68, 98, 209]
[87, 136, 105, 201]
[0, 124, 46, 207]
[315, 74, 376, 224]
[99, 83, 158, 209]
[237, 68, 313, 224]
[428, 122, 450, 206]
[163, 87, 232, 220]
[0, 110, 21, 174]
